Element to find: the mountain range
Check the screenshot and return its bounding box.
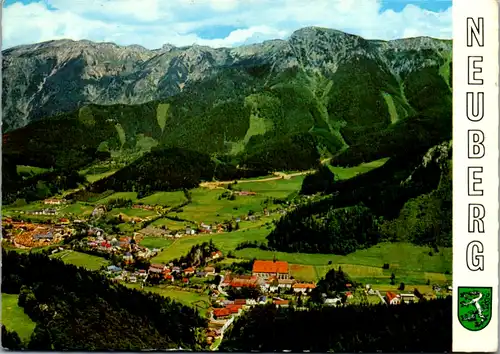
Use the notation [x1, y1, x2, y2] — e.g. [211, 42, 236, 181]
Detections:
[3, 27, 451, 131]
[2, 27, 452, 201]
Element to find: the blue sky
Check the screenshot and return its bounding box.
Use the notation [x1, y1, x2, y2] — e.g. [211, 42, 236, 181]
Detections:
[2, 0, 452, 49]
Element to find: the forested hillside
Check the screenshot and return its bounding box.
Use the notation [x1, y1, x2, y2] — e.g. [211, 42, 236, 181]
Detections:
[1, 250, 207, 350]
[220, 298, 451, 352]
[2, 28, 452, 209]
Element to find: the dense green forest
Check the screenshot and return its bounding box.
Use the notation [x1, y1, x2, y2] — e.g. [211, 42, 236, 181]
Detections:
[220, 298, 452, 352]
[2, 250, 207, 351]
[269, 142, 452, 253]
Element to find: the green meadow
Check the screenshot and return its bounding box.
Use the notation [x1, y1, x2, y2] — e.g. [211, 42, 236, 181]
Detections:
[139, 236, 174, 249]
[50, 250, 109, 271]
[2, 293, 36, 341]
[125, 284, 211, 316]
[152, 226, 270, 263]
[328, 158, 389, 180]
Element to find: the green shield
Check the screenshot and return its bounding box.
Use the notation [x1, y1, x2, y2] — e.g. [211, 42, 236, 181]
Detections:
[458, 287, 493, 331]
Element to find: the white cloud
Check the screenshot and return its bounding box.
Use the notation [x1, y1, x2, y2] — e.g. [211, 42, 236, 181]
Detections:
[1, 0, 452, 50]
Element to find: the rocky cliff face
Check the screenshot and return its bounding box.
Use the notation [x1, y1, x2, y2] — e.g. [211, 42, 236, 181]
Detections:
[2, 27, 451, 132]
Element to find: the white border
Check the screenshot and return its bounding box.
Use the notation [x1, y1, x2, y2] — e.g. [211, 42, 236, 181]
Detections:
[452, 0, 499, 351]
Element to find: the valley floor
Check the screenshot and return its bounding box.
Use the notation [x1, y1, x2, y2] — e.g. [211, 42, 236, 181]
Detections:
[2, 158, 452, 345]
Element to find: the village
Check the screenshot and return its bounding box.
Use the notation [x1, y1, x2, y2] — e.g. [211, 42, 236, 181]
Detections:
[2, 194, 452, 350]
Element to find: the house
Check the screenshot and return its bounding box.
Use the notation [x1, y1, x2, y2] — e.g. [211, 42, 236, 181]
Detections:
[400, 293, 416, 304]
[184, 267, 195, 275]
[129, 276, 137, 283]
[292, 283, 316, 294]
[278, 279, 295, 289]
[345, 291, 354, 299]
[33, 232, 54, 241]
[386, 292, 401, 305]
[273, 300, 289, 307]
[200, 222, 211, 231]
[236, 191, 257, 196]
[172, 266, 181, 272]
[123, 252, 134, 263]
[234, 299, 247, 305]
[229, 276, 260, 289]
[43, 208, 57, 215]
[185, 226, 196, 235]
[107, 265, 122, 273]
[324, 298, 342, 306]
[164, 274, 174, 281]
[211, 251, 223, 259]
[252, 260, 289, 280]
[213, 308, 232, 319]
[225, 304, 243, 315]
[204, 266, 216, 275]
[58, 218, 70, 225]
[220, 274, 232, 287]
[149, 264, 166, 274]
[182, 278, 190, 284]
[44, 198, 66, 205]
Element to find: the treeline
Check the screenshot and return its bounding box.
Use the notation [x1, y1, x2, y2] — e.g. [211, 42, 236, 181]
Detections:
[3, 169, 86, 205]
[2, 250, 207, 351]
[170, 241, 219, 268]
[309, 267, 354, 304]
[220, 298, 452, 352]
[239, 133, 321, 172]
[267, 204, 381, 254]
[89, 147, 215, 194]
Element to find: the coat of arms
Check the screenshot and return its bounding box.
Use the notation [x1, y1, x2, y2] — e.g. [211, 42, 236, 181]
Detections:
[458, 287, 493, 331]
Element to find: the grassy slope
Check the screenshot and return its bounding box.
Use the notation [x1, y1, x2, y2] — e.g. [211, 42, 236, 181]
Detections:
[328, 157, 389, 180]
[125, 284, 210, 316]
[1, 293, 36, 341]
[50, 250, 110, 271]
[152, 227, 270, 263]
[235, 242, 451, 285]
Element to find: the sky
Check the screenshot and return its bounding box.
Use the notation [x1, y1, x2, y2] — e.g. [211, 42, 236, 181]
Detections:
[2, 0, 452, 50]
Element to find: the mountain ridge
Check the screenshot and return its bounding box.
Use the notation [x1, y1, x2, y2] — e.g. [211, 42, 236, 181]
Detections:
[2, 26, 451, 132]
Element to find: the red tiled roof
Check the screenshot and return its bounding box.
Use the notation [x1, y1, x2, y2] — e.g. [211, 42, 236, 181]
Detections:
[292, 283, 316, 289]
[213, 308, 232, 317]
[273, 300, 289, 305]
[230, 276, 258, 288]
[253, 260, 288, 274]
[182, 278, 189, 283]
[184, 267, 195, 272]
[386, 292, 398, 302]
[225, 304, 243, 313]
[234, 299, 246, 305]
[151, 263, 165, 269]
